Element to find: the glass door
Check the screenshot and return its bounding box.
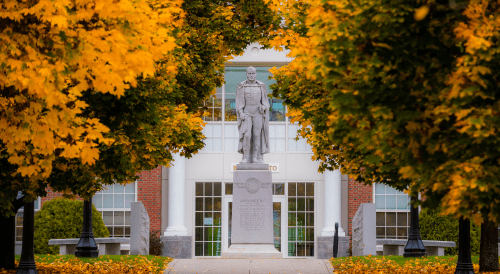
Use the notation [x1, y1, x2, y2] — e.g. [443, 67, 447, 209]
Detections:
[273, 197, 287, 254]
[222, 196, 232, 252]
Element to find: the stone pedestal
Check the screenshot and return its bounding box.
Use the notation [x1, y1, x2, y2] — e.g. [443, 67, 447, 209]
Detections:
[352, 203, 376, 256]
[161, 236, 192, 259]
[130, 202, 150, 255]
[222, 164, 282, 258]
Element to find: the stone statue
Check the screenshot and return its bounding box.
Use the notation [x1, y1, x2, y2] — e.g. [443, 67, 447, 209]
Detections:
[236, 67, 270, 163]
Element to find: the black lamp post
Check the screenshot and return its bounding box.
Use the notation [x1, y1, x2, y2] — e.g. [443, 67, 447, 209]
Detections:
[455, 217, 474, 274]
[75, 197, 99, 258]
[16, 200, 37, 274]
[333, 222, 339, 258]
[403, 196, 427, 257]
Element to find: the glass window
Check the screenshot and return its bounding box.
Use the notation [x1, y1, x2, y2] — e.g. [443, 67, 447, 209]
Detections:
[269, 124, 286, 152]
[93, 182, 136, 237]
[195, 182, 222, 257]
[270, 99, 285, 122]
[288, 182, 314, 257]
[201, 124, 222, 152]
[224, 94, 237, 122]
[224, 124, 239, 152]
[375, 184, 410, 239]
[273, 202, 282, 251]
[200, 66, 301, 153]
[288, 124, 311, 152]
[225, 183, 233, 195]
[201, 88, 223, 122]
[224, 68, 243, 122]
[273, 183, 285, 195]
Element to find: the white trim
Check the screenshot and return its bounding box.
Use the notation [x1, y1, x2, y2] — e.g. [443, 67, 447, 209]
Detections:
[134, 180, 138, 202]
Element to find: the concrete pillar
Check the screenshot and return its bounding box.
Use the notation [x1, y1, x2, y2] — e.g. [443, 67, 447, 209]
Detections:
[321, 169, 345, 236]
[164, 153, 188, 236]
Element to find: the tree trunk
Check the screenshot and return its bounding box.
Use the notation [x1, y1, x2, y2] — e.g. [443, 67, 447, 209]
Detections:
[0, 214, 16, 270]
[479, 219, 499, 272]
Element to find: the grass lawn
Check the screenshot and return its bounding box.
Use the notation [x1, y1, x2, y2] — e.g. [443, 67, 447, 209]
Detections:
[0, 254, 172, 274]
[330, 255, 500, 273]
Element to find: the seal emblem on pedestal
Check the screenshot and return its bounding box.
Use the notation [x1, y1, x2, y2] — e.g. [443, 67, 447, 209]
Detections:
[245, 178, 260, 194]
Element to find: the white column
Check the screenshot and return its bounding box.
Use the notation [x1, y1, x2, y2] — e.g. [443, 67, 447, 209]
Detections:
[164, 153, 188, 236]
[321, 169, 345, 236]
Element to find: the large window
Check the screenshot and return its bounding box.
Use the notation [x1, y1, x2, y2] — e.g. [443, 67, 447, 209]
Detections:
[224, 67, 285, 122]
[93, 182, 136, 237]
[375, 184, 410, 239]
[200, 66, 310, 153]
[195, 182, 222, 256]
[288, 182, 314, 257]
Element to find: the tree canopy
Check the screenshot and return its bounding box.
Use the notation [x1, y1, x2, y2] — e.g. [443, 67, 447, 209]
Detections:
[270, 0, 500, 223]
[0, 0, 280, 216]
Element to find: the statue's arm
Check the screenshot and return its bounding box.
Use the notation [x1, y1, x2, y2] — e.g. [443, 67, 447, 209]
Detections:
[236, 83, 245, 117]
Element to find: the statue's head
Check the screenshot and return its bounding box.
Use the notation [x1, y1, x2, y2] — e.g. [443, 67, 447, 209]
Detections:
[246, 66, 257, 82]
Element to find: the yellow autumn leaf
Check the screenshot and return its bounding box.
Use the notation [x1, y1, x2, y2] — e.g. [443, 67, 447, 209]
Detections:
[414, 6, 429, 21]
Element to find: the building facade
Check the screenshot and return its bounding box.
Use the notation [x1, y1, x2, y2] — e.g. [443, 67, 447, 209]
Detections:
[17, 44, 421, 258]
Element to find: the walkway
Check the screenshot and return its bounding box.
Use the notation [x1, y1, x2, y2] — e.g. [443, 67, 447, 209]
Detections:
[165, 259, 334, 274]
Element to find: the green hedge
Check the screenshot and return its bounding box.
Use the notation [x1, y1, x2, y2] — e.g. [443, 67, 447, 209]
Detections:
[419, 208, 480, 256]
[34, 198, 109, 255]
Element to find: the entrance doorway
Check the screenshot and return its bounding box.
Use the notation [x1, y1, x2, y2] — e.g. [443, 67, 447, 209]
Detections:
[195, 182, 315, 257]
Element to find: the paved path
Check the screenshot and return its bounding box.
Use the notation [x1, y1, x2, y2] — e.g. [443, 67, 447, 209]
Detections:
[165, 259, 334, 274]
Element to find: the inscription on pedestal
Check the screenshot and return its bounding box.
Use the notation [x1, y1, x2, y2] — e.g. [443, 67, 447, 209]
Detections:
[240, 199, 265, 231]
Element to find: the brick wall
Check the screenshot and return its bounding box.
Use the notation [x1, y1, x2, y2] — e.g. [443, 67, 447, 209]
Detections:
[136, 165, 162, 232]
[41, 165, 163, 233]
[347, 176, 373, 236]
[40, 188, 70, 206]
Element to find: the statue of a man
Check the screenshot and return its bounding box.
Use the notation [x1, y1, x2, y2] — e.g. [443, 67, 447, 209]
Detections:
[236, 66, 270, 163]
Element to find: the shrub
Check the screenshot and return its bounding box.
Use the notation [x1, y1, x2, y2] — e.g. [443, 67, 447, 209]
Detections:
[419, 208, 480, 255]
[34, 198, 109, 255]
[149, 230, 164, 256]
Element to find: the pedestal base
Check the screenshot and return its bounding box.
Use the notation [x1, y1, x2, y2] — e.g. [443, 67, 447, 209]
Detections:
[317, 236, 350, 259]
[221, 244, 283, 259]
[161, 236, 192, 259]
